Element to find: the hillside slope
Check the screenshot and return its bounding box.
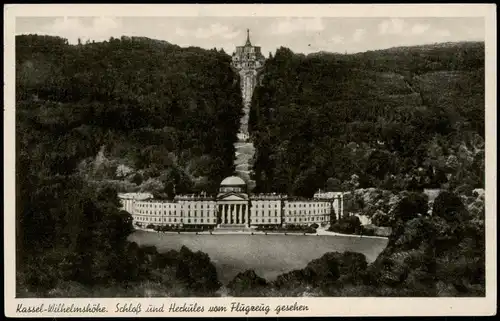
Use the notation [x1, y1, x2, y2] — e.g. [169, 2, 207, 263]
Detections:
[250, 42, 484, 197]
[16, 34, 243, 198]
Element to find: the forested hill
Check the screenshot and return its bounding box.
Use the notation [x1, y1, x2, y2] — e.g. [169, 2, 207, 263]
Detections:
[16, 34, 242, 197]
[250, 42, 485, 197]
[16, 34, 242, 294]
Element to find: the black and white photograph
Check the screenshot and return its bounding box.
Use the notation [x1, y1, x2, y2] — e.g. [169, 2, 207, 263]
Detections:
[4, 3, 496, 317]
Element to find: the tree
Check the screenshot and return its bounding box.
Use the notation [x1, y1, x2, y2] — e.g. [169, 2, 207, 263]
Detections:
[329, 206, 337, 225]
[326, 177, 342, 192]
[329, 216, 362, 235]
[432, 191, 469, 222]
[393, 192, 429, 223]
[175, 246, 221, 294]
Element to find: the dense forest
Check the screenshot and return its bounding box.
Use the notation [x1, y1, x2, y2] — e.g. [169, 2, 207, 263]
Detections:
[15, 35, 485, 297]
[250, 42, 484, 197]
[16, 34, 241, 295]
[17, 34, 242, 198]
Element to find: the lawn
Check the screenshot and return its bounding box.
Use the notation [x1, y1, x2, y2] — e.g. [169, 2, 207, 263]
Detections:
[128, 231, 388, 284]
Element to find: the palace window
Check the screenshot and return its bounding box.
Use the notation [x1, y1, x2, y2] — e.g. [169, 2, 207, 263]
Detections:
[188, 219, 191, 223]
[201, 219, 204, 223]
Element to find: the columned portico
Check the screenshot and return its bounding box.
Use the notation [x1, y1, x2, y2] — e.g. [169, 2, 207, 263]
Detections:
[218, 202, 249, 226]
[216, 175, 250, 230]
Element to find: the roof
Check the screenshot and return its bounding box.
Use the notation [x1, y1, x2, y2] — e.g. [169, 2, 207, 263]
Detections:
[118, 192, 154, 200]
[220, 176, 246, 186]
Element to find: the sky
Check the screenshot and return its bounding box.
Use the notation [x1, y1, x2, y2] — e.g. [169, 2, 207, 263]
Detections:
[16, 16, 485, 55]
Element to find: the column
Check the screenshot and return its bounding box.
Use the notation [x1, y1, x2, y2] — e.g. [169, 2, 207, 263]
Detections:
[238, 204, 242, 224]
[245, 204, 249, 227]
[222, 204, 227, 224]
[229, 204, 233, 224]
[340, 194, 344, 219]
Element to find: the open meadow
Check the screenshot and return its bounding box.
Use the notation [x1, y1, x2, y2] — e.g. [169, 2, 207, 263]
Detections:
[128, 230, 388, 284]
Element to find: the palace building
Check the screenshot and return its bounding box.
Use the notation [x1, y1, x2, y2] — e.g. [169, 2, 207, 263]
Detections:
[119, 176, 343, 230]
[118, 30, 343, 231]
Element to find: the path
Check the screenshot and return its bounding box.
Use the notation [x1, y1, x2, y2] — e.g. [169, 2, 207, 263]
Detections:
[135, 227, 388, 240]
[234, 139, 256, 190]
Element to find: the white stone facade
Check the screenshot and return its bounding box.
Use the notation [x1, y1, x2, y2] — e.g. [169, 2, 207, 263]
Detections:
[133, 200, 182, 226]
[120, 176, 343, 229]
[283, 200, 332, 226]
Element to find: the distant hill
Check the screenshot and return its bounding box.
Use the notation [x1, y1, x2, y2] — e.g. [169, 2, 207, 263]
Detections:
[14, 35, 486, 298]
[16, 35, 484, 199]
[250, 42, 484, 196]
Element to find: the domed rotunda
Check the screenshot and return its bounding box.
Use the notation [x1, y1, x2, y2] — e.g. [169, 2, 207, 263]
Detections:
[216, 175, 250, 227]
[219, 175, 247, 194]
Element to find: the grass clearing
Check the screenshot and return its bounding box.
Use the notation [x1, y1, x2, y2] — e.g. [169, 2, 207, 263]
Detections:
[128, 231, 388, 284]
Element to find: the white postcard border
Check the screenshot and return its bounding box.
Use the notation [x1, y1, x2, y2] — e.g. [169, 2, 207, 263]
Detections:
[3, 4, 497, 317]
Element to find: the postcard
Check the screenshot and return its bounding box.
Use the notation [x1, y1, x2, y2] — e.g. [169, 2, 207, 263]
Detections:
[4, 3, 497, 317]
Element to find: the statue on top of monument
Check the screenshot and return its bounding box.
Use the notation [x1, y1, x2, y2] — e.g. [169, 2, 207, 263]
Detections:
[245, 28, 252, 46]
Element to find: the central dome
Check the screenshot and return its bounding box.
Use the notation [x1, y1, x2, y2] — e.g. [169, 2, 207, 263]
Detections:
[220, 176, 246, 186]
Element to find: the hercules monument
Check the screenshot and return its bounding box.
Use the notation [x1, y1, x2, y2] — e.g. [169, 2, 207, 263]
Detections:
[231, 29, 266, 191]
